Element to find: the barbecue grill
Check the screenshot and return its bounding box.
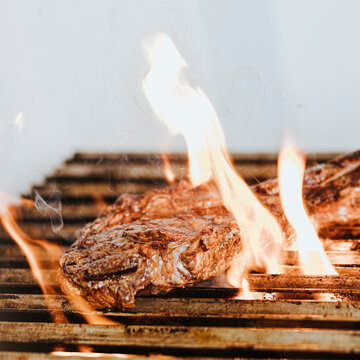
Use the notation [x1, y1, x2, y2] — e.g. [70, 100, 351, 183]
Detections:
[1, 153, 359, 359]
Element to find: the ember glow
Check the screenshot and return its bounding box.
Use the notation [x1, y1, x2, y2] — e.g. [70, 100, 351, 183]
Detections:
[143, 33, 284, 289]
[278, 142, 337, 275]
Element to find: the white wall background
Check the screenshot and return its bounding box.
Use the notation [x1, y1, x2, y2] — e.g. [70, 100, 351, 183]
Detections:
[0, 0, 360, 195]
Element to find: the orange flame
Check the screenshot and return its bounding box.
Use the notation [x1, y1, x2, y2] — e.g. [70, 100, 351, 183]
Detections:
[0, 194, 117, 325]
[161, 153, 176, 183]
[143, 33, 283, 292]
[0, 203, 67, 323]
[278, 141, 337, 275]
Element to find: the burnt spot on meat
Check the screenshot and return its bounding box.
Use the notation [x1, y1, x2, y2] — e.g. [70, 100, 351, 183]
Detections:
[198, 238, 208, 252]
[83, 265, 138, 281]
[149, 241, 168, 251]
[59, 180, 244, 309]
[58, 151, 360, 309]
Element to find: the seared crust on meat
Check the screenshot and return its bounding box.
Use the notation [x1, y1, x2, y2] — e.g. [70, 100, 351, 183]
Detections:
[59, 181, 241, 309]
[253, 150, 360, 239]
[59, 151, 360, 309]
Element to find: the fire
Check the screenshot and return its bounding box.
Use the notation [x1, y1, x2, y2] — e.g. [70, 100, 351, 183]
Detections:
[278, 142, 337, 275]
[0, 202, 67, 322]
[0, 36, 338, 357]
[161, 153, 176, 182]
[0, 194, 117, 325]
[143, 33, 284, 290]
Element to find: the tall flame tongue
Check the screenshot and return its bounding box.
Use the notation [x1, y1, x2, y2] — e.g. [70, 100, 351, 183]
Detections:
[278, 142, 337, 275]
[0, 193, 116, 326]
[143, 33, 283, 288]
[0, 198, 67, 323]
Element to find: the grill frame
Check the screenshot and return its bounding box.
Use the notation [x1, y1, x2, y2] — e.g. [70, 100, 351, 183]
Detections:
[0, 152, 359, 359]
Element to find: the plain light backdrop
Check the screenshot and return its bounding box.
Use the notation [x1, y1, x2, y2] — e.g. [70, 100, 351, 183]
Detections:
[1, 0, 360, 195]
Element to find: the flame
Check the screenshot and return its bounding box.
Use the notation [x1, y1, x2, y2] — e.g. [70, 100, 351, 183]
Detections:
[278, 142, 337, 275]
[161, 153, 176, 183]
[143, 33, 283, 289]
[0, 194, 117, 325]
[0, 203, 67, 323]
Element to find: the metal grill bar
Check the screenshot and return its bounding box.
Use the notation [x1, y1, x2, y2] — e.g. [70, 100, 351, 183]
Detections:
[1, 321, 360, 357]
[0, 152, 359, 359]
[2, 294, 360, 317]
[1, 270, 360, 293]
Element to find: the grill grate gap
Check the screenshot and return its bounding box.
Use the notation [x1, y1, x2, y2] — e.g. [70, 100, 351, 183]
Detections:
[1, 152, 359, 359]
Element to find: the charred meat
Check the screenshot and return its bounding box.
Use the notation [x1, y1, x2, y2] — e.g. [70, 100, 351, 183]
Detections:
[59, 181, 241, 309]
[59, 151, 360, 309]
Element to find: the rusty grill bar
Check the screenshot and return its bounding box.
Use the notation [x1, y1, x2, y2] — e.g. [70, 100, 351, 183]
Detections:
[0, 153, 359, 359]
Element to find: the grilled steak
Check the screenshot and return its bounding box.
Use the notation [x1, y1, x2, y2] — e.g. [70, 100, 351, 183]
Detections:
[59, 181, 241, 309]
[59, 151, 360, 309]
[254, 150, 360, 240]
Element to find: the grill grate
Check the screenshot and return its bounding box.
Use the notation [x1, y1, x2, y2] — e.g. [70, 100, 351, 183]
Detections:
[0, 152, 359, 359]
